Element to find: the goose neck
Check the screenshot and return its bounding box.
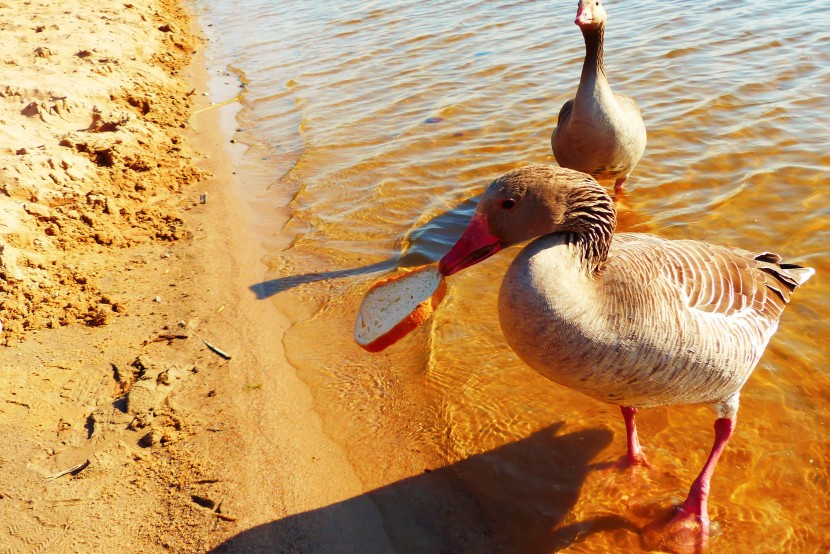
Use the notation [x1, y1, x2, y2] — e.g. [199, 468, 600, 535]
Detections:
[580, 25, 607, 88]
[562, 184, 616, 275]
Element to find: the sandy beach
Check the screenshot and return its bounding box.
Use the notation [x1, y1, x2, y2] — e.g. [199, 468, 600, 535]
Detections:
[0, 0, 394, 551]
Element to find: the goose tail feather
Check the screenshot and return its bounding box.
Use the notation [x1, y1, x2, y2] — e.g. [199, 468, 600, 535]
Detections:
[754, 252, 814, 301]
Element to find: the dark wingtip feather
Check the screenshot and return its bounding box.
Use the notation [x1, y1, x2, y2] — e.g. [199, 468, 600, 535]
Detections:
[755, 252, 783, 264]
[557, 98, 574, 125]
[756, 253, 814, 301]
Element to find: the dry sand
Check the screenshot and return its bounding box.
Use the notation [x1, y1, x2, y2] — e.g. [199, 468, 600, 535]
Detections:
[0, 0, 398, 552]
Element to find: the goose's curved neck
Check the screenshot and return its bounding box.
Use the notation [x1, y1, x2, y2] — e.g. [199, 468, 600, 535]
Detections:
[578, 26, 607, 93]
[562, 183, 616, 275]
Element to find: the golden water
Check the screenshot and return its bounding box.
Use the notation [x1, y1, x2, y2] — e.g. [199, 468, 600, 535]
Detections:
[196, 0, 830, 551]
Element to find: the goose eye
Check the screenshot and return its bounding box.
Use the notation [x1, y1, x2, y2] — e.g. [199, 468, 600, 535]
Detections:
[501, 199, 516, 210]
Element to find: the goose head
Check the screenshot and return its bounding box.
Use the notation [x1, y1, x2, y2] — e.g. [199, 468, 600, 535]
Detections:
[575, 0, 607, 29]
[439, 165, 615, 276]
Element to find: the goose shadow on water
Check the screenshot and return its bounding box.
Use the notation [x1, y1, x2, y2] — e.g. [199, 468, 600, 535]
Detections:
[249, 189, 648, 299]
[208, 423, 642, 553]
[249, 197, 479, 299]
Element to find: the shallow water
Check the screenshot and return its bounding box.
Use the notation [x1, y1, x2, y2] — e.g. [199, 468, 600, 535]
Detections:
[194, 0, 830, 551]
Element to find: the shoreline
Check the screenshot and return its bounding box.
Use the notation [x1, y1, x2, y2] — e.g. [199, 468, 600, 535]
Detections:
[0, 0, 506, 550]
[0, 0, 387, 551]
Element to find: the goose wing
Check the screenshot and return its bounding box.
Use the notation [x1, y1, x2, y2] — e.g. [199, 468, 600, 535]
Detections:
[614, 93, 642, 118]
[608, 234, 813, 322]
[659, 240, 811, 321]
[557, 98, 575, 126]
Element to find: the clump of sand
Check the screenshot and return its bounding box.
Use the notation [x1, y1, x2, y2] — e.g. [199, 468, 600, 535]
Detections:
[0, 0, 207, 342]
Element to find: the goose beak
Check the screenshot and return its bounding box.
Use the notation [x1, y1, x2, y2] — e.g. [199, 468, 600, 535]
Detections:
[439, 213, 502, 277]
[575, 6, 593, 26]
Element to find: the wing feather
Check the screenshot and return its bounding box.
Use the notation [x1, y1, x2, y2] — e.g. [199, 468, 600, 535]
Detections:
[661, 240, 811, 321]
[608, 234, 813, 323]
[557, 98, 575, 126]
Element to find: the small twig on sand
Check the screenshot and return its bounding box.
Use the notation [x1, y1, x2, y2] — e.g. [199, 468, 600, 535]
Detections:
[201, 339, 232, 360]
[46, 459, 90, 480]
[184, 322, 232, 360]
[4, 399, 30, 409]
[151, 333, 190, 343]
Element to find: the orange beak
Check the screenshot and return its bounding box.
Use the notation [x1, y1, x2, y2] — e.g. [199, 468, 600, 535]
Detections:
[439, 213, 502, 276]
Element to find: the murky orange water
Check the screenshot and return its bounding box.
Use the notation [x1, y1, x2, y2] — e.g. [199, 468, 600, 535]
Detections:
[196, 0, 830, 551]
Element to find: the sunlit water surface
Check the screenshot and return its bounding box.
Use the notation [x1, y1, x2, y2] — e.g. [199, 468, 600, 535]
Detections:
[194, 0, 830, 551]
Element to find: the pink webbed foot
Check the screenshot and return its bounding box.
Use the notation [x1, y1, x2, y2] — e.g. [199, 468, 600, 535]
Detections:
[641, 506, 710, 554]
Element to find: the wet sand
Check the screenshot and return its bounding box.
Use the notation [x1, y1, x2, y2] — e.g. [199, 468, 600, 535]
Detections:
[0, 0, 420, 551]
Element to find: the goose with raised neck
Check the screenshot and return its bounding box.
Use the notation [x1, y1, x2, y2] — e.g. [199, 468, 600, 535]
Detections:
[551, 0, 647, 193]
[439, 165, 813, 548]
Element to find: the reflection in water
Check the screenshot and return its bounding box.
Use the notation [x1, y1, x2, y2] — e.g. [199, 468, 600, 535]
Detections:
[250, 197, 477, 297]
[196, 0, 830, 551]
[250, 258, 398, 298]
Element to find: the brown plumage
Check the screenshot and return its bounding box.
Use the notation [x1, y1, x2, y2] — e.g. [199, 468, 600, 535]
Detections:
[551, 0, 647, 192]
[439, 165, 813, 546]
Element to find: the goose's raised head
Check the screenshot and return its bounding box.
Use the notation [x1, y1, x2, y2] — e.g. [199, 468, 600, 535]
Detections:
[575, 0, 607, 29]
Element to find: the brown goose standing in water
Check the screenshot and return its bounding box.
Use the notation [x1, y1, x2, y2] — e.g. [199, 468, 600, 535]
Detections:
[552, 0, 647, 193]
[439, 165, 813, 549]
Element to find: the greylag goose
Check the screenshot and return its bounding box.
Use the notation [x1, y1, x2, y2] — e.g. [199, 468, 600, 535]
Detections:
[438, 165, 813, 548]
[551, 0, 647, 193]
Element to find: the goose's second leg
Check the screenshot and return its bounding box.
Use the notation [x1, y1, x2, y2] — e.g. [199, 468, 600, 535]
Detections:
[675, 416, 735, 535]
[643, 396, 739, 553]
[621, 406, 647, 466]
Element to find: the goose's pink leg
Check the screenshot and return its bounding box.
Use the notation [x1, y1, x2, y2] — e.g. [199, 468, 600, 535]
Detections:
[621, 406, 647, 466]
[644, 417, 735, 552]
[614, 176, 627, 193]
[677, 417, 735, 531]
